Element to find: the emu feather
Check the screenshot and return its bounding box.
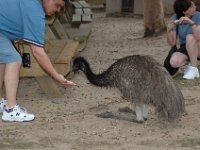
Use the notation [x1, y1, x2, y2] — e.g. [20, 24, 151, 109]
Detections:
[72, 55, 185, 123]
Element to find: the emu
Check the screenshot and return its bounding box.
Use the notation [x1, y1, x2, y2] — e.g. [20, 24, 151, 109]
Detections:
[72, 55, 185, 123]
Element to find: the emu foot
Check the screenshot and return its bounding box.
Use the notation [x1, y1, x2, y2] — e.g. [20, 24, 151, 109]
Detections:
[118, 107, 136, 115]
[96, 111, 143, 123]
[96, 111, 115, 118]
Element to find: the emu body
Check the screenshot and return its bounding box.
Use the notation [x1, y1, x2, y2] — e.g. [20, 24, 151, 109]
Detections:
[72, 55, 185, 123]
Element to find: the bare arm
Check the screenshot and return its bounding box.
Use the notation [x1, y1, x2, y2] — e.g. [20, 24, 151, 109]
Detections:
[30, 44, 76, 86]
[179, 16, 200, 40]
[166, 20, 177, 46]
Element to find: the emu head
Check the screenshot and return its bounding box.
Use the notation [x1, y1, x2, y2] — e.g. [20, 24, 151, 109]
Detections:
[72, 57, 89, 74]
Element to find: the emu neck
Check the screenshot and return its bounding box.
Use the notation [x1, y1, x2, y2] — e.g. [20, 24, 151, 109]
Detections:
[83, 64, 112, 87]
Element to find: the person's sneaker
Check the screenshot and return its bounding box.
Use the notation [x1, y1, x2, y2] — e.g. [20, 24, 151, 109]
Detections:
[0, 98, 7, 113]
[183, 66, 199, 80]
[183, 64, 191, 75]
[2, 105, 35, 122]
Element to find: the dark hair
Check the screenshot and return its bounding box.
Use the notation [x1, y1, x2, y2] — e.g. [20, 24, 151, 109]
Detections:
[174, 0, 192, 19]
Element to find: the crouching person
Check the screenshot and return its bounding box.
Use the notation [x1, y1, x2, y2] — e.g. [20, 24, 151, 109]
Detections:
[165, 0, 200, 79]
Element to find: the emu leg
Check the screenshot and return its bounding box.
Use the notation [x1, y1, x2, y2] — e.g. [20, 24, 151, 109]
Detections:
[134, 103, 145, 123]
[142, 104, 149, 121]
[96, 103, 146, 123]
[116, 104, 148, 122]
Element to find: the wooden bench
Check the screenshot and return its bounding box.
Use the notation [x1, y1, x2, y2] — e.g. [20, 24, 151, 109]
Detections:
[71, 0, 93, 25]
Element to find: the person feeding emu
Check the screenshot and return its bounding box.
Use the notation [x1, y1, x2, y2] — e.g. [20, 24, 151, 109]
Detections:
[72, 55, 185, 123]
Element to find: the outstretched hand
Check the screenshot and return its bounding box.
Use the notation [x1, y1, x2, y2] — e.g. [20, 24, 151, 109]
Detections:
[55, 74, 77, 86]
[63, 78, 77, 86]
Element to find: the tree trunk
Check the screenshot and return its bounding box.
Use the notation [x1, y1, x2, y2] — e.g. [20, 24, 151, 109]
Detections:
[143, 0, 166, 37]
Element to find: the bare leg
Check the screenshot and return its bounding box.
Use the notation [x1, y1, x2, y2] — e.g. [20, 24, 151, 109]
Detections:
[4, 61, 21, 108]
[170, 52, 188, 68]
[197, 40, 200, 58]
[186, 34, 198, 67]
[0, 64, 5, 99]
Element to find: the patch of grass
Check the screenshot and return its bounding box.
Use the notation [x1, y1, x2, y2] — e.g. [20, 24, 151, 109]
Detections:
[173, 65, 200, 88]
[140, 139, 161, 147]
[178, 137, 200, 147]
[173, 73, 200, 88]
[0, 138, 51, 149]
[0, 138, 36, 149]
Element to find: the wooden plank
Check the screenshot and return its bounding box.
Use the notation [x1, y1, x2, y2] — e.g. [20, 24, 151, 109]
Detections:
[65, 1, 73, 18]
[53, 63, 71, 76]
[72, 23, 91, 43]
[78, 1, 90, 8]
[36, 76, 64, 99]
[72, 14, 82, 22]
[72, 1, 82, 8]
[83, 8, 92, 14]
[83, 8, 93, 19]
[45, 25, 57, 40]
[77, 23, 91, 38]
[85, 0, 106, 5]
[64, 27, 79, 40]
[59, 14, 70, 24]
[54, 41, 79, 64]
[75, 8, 84, 14]
[20, 63, 46, 77]
[46, 40, 67, 61]
[52, 18, 69, 39]
[82, 14, 92, 22]
[65, 9, 72, 21]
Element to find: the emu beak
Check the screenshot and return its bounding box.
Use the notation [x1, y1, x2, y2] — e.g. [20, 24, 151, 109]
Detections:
[64, 69, 76, 79]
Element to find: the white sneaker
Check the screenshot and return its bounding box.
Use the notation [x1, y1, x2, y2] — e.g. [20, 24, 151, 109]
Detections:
[2, 105, 35, 122]
[183, 64, 191, 75]
[0, 98, 7, 113]
[183, 66, 199, 80]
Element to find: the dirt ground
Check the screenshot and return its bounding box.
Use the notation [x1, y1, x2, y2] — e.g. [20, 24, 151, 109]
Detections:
[1, 9, 200, 150]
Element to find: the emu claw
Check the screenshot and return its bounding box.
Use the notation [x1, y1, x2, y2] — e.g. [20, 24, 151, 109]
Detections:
[143, 117, 147, 121]
[136, 120, 144, 123]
